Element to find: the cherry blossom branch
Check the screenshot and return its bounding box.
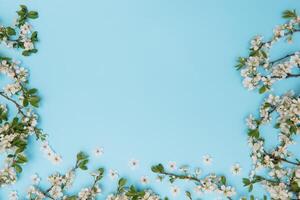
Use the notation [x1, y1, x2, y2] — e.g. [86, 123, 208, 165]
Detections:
[0, 91, 25, 116]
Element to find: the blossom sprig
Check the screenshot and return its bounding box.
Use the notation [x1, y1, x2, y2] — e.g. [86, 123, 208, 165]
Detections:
[0, 5, 39, 56]
[9, 152, 163, 200]
[236, 9, 300, 93]
[243, 92, 300, 199]
[106, 177, 163, 200]
[0, 57, 45, 186]
[151, 163, 236, 199]
[23, 151, 103, 200]
[0, 6, 59, 187]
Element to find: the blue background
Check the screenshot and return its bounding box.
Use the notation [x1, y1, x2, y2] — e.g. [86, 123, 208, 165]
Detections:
[1, 0, 300, 199]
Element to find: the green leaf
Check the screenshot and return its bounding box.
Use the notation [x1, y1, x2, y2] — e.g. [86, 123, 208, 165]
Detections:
[27, 11, 39, 19]
[31, 31, 38, 41]
[248, 129, 260, 138]
[118, 177, 127, 192]
[261, 50, 267, 59]
[22, 50, 31, 56]
[248, 184, 253, 192]
[242, 178, 251, 186]
[29, 96, 40, 107]
[17, 5, 28, 17]
[118, 178, 127, 188]
[290, 125, 297, 134]
[76, 151, 89, 170]
[291, 181, 300, 192]
[78, 159, 89, 170]
[23, 98, 29, 107]
[64, 196, 77, 200]
[16, 154, 28, 163]
[235, 57, 246, 70]
[77, 151, 88, 161]
[28, 88, 38, 94]
[220, 176, 226, 185]
[282, 9, 297, 19]
[13, 164, 22, 173]
[185, 191, 192, 200]
[151, 164, 164, 173]
[259, 85, 268, 94]
[6, 27, 16, 36]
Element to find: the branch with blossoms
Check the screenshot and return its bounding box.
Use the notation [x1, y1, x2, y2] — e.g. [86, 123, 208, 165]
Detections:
[0, 5, 60, 187]
[243, 92, 300, 200]
[151, 163, 236, 200]
[236, 9, 300, 200]
[236, 10, 300, 94]
[8, 152, 163, 200]
[0, 5, 39, 56]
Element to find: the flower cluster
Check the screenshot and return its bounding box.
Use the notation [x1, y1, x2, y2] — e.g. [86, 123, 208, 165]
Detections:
[0, 6, 59, 187]
[9, 152, 163, 200]
[236, 10, 300, 94]
[0, 5, 38, 56]
[107, 177, 161, 200]
[11, 152, 103, 200]
[237, 9, 300, 200]
[151, 163, 236, 199]
[243, 92, 300, 199]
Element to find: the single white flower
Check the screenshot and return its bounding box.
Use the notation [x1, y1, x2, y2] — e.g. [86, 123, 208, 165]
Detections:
[109, 169, 118, 180]
[202, 155, 212, 165]
[8, 191, 18, 200]
[94, 147, 104, 157]
[31, 173, 41, 185]
[140, 176, 149, 185]
[51, 154, 62, 165]
[170, 186, 180, 197]
[231, 163, 242, 176]
[129, 159, 139, 170]
[168, 161, 177, 171]
[40, 141, 50, 153]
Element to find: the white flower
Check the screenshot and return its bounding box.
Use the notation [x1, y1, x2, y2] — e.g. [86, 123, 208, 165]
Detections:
[295, 168, 300, 178]
[203, 155, 212, 165]
[20, 23, 31, 35]
[230, 163, 242, 175]
[23, 40, 34, 50]
[220, 185, 236, 197]
[31, 173, 41, 185]
[94, 147, 104, 157]
[168, 161, 177, 171]
[194, 168, 202, 176]
[106, 194, 114, 200]
[49, 186, 63, 199]
[40, 141, 51, 153]
[40, 141, 62, 165]
[140, 176, 149, 185]
[78, 188, 91, 200]
[129, 159, 139, 170]
[51, 154, 62, 165]
[170, 186, 180, 197]
[109, 169, 118, 180]
[246, 114, 257, 130]
[8, 191, 18, 200]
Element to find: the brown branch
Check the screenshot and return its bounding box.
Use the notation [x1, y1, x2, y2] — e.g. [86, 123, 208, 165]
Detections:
[0, 91, 25, 117]
[270, 52, 300, 66]
[157, 171, 233, 200]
